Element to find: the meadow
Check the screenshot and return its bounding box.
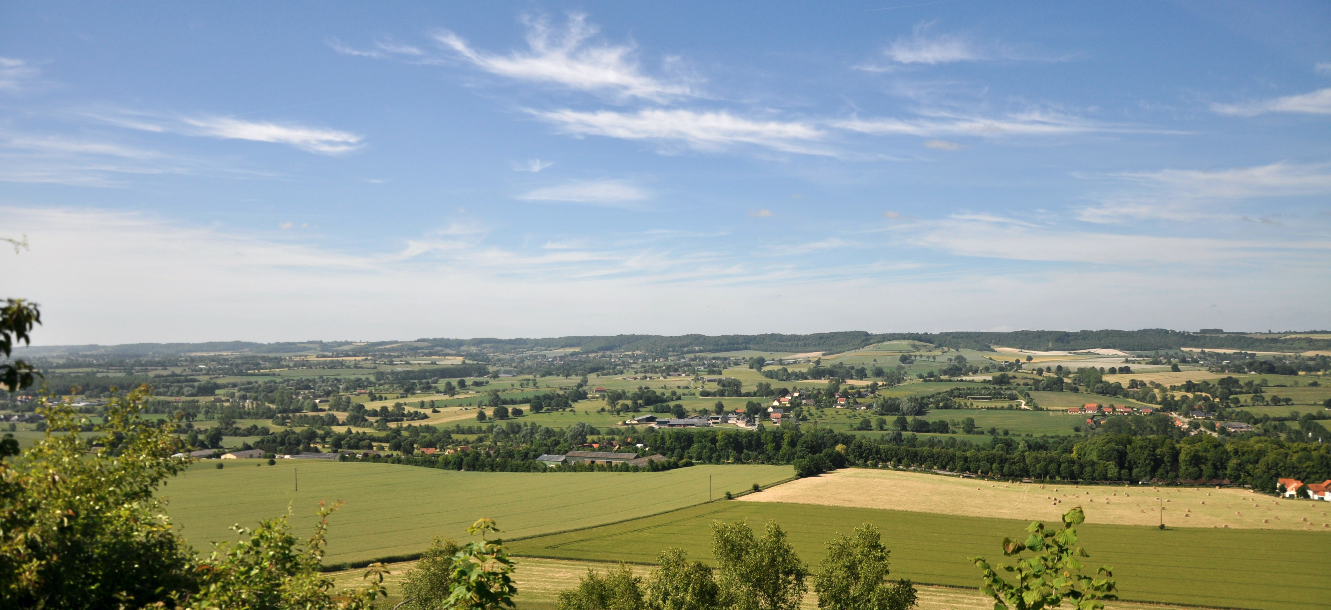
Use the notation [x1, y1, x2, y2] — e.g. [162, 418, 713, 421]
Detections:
[507, 501, 1329, 610]
[161, 461, 794, 565]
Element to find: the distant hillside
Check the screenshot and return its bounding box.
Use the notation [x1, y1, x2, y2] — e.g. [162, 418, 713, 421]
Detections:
[15, 329, 1331, 357]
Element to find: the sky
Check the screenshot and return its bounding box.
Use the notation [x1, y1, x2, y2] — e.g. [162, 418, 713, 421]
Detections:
[2, 1, 1330, 345]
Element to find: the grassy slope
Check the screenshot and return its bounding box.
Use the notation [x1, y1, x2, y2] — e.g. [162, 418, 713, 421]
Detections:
[507, 501, 1329, 610]
[162, 461, 794, 564]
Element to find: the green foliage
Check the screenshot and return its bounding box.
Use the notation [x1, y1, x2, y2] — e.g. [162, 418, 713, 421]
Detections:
[399, 536, 462, 610]
[0, 298, 41, 392]
[557, 563, 644, 610]
[646, 548, 720, 610]
[447, 518, 518, 610]
[0, 386, 194, 608]
[970, 508, 1117, 610]
[711, 520, 808, 610]
[184, 501, 386, 610]
[814, 524, 917, 610]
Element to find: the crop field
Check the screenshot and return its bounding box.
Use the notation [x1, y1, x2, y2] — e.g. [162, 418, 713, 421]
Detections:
[739, 469, 1331, 530]
[1026, 391, 1153, 410]
[162, 461, 794, 564]
[507, 501, 1329, 610]
[327, 557, 1207, 610]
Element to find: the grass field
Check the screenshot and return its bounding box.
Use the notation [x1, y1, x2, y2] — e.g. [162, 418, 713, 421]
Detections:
[328, 556, 1211, 610]
[162, 461, 794, 564]
[507, 501, 1329, 610]
[739, 469, 1331, 530]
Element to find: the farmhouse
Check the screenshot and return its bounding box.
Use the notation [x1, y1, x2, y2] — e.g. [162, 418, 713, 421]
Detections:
[221, 449, 263, 459]
[172, 449, 218, 459]
[1278, 478, 1303, 498]
[536, 454, 566, 467]
[1306, 480, 1331, 501]
[566, 451, 639, 465]
[769, 407, 784, 424]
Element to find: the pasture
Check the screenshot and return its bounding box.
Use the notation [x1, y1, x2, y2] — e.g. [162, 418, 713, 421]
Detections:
[328, 556, 1208, 610]
[507, 501, 1329, 610]
[739, 468, 1331, 530]
[161, 461, 794, 564]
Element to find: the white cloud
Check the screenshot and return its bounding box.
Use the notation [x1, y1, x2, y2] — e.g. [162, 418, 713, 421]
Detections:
[516, 179, 650, 207]
[433, 13, 694, 101]
[902, 214, 1331, 265]
[1317, 63, 1331, 75]
[835, 109, 1129, 138]
[534, 108, 828, 155]
[180, 117, 363, 154]
[0, 57, 42, 93]
[748, 209, 774, 218]
[6, 206, 1330, 343]
[886, 30, 982, 65]
[924, 139, 963, 150]
[1212, 88, 1331, 116]
[518, 159, 554, 172]
[1077, 162, 1331, 223]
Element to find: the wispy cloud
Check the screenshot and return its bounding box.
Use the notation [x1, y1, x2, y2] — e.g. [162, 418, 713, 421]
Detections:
[1317, 63, 1331, 75]
[1212, 88, 1331, 116]
[924, 139, 963, 150]
[886, 27, 982, 65]
[835, 109, 1131, 138]
[534, 108, 828, 155]
[517, 158, 553, 172]
[1076, 162, 1331, 223]
[180, 117, 363, 154]
[0, 57, 43, 93]
[433, 13, 695, 101]
[516, 179, 650, 208]
[748, 209, 774, 218]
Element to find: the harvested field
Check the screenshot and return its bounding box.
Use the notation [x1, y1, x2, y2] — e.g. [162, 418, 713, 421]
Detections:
[328, 557, 1215, 610]
[738, 468, 1331, 530]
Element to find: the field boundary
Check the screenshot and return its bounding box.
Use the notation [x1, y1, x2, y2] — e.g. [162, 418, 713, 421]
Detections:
[319, 474, 801, 572]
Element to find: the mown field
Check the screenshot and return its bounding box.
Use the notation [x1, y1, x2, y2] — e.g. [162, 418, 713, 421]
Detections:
[507, 501, 1329, 610]
[328, 556, 1210, 610]
[740, 468, 1331, 530]
[162, 461, 794, 564]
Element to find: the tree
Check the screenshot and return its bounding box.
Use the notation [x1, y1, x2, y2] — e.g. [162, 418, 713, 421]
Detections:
[185, 502, 385, 610]
[557, 563, 644, 610]
[399, 537, 462, 609]
[0, 386, 196, 608]
[647, 548, 720, 610]
[712, 520, 808, 610]
[0, 298, 41, 392]
[814, 524, 917, 610]
[1170, 363, 1181, 372]
[672, 404, 687, 419]
[446, 519, 518, 610]
[962, 417, 977, 434]
[749, 356, 767, 371]
[494, 405, 510, 420]
[477, 409, 488, 422]
[894, 416, 909, 431]
[971, 508, 1117, 610]
[714, 401, 725, 415]
[856, 418, 873, 431]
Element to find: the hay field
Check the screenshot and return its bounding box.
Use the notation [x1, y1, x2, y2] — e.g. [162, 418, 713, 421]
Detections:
[328, 557, 1212, 610]
[508, 502, 1329, 610]
[738, 469, 1331, 531]
[163, 461, 793, 564]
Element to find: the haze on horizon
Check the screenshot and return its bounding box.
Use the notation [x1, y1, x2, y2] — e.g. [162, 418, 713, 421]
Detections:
[2, 2, 1329, 345]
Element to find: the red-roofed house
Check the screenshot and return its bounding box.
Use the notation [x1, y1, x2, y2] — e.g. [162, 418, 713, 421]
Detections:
[1306, 480, 1331, 501]
[1278, 478, 1303, 498]
[1067, 408, 1081, 414]
[1084, 403, 1099, 412]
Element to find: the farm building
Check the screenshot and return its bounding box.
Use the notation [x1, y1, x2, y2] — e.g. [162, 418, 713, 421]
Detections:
[536, 454, 566, 467]
[1278, 478, 1303, 498]
[222, 449, 263, 459]
[1217, 422, 1253, 433]
[654, 418, 711, 428]
[172, 449, 218, 459]
[626, 414, 658, 425]
[284, 452, 338, 460]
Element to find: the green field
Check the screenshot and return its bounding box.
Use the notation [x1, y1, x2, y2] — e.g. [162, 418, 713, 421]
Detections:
[508, 501, 1329, 610]
[162, 461, 794, 565]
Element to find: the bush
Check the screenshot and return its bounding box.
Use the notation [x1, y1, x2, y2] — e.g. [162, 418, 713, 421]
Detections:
[267, 458, 276, 465]
[216, 462, 224, 469]
[725, 491, 734, 500]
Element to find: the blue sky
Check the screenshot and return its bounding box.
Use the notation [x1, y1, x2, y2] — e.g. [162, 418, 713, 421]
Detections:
[3, 1, 1330, 344]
